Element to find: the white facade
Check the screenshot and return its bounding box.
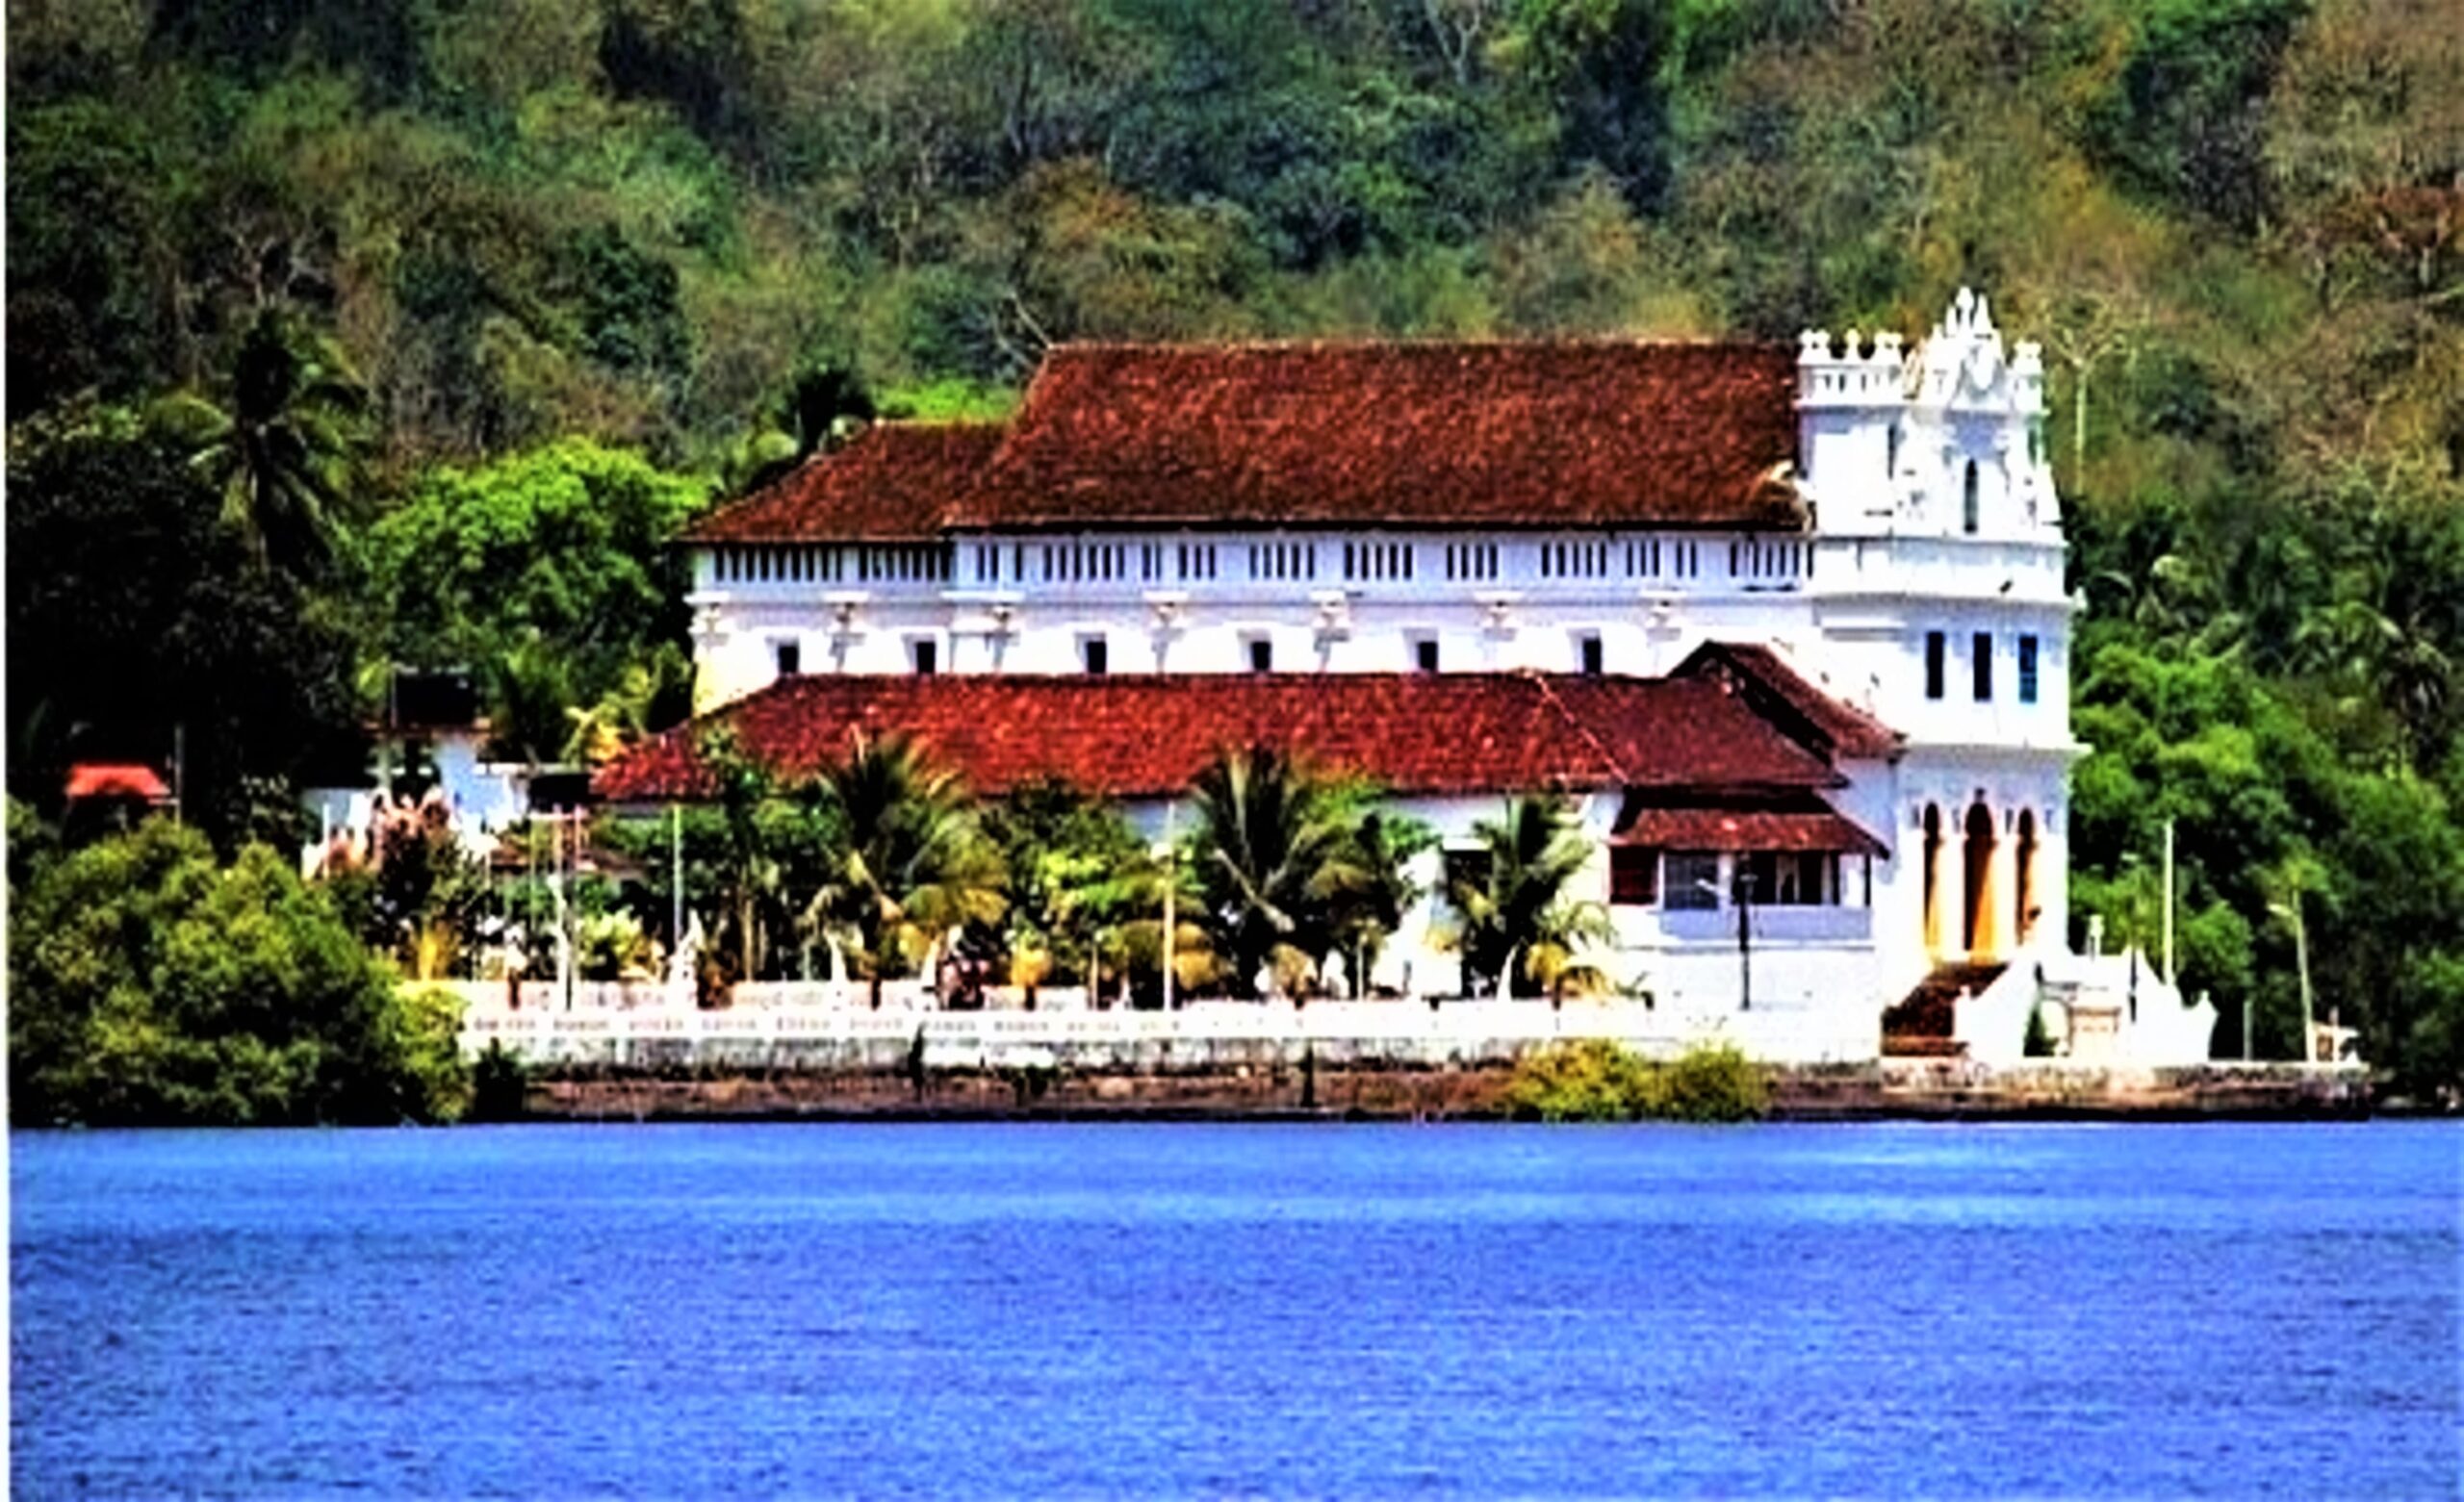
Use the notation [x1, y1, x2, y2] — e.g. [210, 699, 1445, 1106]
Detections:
[670, 291, 2202, 1061]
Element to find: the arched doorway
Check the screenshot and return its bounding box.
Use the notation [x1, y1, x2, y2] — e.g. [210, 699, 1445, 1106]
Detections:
[1921, 804, 1943, 956]
[2014, 809, 2039, 947]
[1963, 802, 1996, 957]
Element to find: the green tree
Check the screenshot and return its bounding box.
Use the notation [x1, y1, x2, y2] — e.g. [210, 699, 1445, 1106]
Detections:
[9, 820, 464, 1126]
[1326, 809, 1437, 999]
[983, 776, 1153, 996]
[365, 438, 712, 753]
[5, 402, 361, 846]
[1448, 792, 1612, 999]
[1187, 745, 1374, 998]
[158, 308, 371, 578]
[804, 732, 1007, 1007]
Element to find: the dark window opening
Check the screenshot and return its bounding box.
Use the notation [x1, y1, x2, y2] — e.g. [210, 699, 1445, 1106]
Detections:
[1609, 847, 1658, 906]
[1963, 461, 1981, 535]
[1415, 639, 1439, 674]
[1082, 638, 1108, 675]
[1248, 638, 1272, 674]
[911, 639, 937, 676]
[1973, 631, 1992, 701]
[1664, 852, 1722, 909]
[775, 642, 802, 677]
[1925, 632, 1946, 700]
[2018, 634, 2040, 704]
[1578, 634, 1604, 676]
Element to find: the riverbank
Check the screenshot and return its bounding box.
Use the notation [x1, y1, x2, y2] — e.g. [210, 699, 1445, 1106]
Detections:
[516, 1058, 2377, 1123]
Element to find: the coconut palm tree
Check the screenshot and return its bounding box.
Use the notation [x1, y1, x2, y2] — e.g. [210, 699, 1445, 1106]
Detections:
[1448, 792, 1613, 999]
[157, 308, 368, 577]
[1327, 808, 1436, 998]
[804, 732, 1007, 1008]
[1187, 744, 1373, 998]
[697, 725, 786, 986]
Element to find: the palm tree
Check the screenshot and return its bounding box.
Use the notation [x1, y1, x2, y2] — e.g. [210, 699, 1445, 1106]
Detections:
[699, 725, 785, 986]
[159, 308, 368, 577]
[565, 644, 698, 767]
[1448, 793, 1613, 1000]
[1327, 809, 1436, 998]
[805, 732, 1007, 1008]
[1188, 745, 1373, 999]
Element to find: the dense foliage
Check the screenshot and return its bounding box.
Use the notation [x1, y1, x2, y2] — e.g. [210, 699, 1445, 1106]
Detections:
[6, 0, 2461, 1090]
[1502, 1038, 1771, 1123]
[8, 817, 467, 1126]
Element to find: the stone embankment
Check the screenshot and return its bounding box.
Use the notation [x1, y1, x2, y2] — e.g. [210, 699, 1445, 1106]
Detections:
[518, 1058, 2374, 1123]
[439, 984, 2374, 1121]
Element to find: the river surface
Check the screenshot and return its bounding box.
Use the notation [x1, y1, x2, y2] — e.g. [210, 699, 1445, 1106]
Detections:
[12, 1123, 2459, 1499]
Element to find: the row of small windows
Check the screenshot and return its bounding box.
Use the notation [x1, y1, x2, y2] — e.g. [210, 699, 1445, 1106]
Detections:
[962, 542, 1222, 584]
[780, 629, 1609, 679]
[1345, 541, 1416, 581]
[1924, 630, 2041, 703]
[1624, 539, 1703, 578]
[1248, 542, 1318, 581]
[733, 537, 1815, 590]
[1445, 542, 1502, 581]
[1540, 540, 1612, 578]
[716, 546, 951, 585]
[1730, 540, 1810, 580]
[1606, 850, 1862, 909]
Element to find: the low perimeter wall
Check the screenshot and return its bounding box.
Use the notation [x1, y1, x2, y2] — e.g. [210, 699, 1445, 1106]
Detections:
[434, 981, 1878, 1070]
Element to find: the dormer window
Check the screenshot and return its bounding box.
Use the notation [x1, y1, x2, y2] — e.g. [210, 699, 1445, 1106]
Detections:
[1963, 461, 1981, 535]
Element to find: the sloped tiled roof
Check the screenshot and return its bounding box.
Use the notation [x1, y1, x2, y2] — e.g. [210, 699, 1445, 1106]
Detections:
[953, 342, 1802, 531]
[64, 763, 171, 802]
[1672, 642, 1901, 760]
[681, 423, 1005, 544]
[1611, 790, 1886, 855]
[593, 673, 1842, 803]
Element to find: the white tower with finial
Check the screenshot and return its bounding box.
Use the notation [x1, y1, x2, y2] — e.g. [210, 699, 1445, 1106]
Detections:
[1796, 289, 2080, 999]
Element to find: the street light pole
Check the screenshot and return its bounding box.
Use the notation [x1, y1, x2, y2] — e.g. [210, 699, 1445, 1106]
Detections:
[2270, 889, 2316, 1065]
[1159, 800, 1177, 1012]
[1735, 869, 1755, 1012]
[2292, 894, 2314, 1065]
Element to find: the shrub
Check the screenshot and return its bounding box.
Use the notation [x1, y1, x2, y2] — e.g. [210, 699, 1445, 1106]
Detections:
[1502, 1038, 1769, 1123]
[1650, 1041, 1769, 1123]
[467, 1040, 529, 1122]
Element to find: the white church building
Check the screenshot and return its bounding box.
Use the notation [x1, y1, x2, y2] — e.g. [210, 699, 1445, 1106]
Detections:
[597, 290, 2216, 1065]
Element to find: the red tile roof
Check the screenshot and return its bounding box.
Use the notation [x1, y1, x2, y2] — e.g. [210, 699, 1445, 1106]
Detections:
[64, 763, 171, 802]
[681, 423, 1005, 544]
[1673, 642, 1901, 760]
[593, 672, 1841, 803]
[1611, 792, 1886, 854]
[953, 342, 1802, 532]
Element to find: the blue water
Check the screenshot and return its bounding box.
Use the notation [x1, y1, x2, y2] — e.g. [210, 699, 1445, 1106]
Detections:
[13, 1123, 2460, 1499]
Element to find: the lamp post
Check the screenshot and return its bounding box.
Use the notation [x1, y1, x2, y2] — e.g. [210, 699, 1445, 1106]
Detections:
[1156, 800, 1178, 1012]
[2270, 892, 2314, 1065]
[1698, 868, 1755, 1012]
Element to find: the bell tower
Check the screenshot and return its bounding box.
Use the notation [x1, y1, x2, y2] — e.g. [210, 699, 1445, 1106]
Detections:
[1797, 289, 2082, 983]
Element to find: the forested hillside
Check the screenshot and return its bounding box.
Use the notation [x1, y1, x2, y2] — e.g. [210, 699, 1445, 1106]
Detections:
[8, 0, 2461, 1090]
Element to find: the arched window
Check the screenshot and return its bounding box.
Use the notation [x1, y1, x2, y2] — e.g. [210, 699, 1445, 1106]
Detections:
[1921, 804, 1944, 956]
[2014, 810, 2039, 945]
[1963, 802, 1996, 956]
[1962, 461, 1981, 535]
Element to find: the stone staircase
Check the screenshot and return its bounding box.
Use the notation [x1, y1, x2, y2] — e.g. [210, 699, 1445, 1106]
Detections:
[1881, 961, 2009, 1057]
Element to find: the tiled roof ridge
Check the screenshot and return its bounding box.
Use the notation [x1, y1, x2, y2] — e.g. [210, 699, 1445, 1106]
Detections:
[1037, 336, 1783, 354]
[1526, 673, 1633, 786]
[680, 420, 1007, 545]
